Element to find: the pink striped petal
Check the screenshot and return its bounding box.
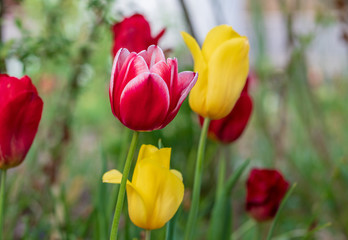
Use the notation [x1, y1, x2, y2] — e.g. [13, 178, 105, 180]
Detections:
[167, 58, 178, 92]
[138, 45, 165, 69]
[111, 53, 150, 118]
[110, 51, 136, 117]
[150, 61, 171, 89]
[161, 71, 198, 128]
[109, 49, 130, 114]
[119, 73, 170, 131]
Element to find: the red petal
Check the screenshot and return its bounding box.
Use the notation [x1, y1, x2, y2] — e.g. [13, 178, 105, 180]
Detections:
[0, 92, 43, 169]
[111, 53, 150, 118]
[209, 93, 253, 143]
[150, 60, 171, 88]
[119, 73, 170, 131]
[0, 74, 36, 108]
[161, 71, 198, 128]
[111, 14, 153, 56]
[110, 48, 131, 110]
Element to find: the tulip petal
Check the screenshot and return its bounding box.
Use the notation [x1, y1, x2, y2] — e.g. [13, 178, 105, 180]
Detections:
[113, 54, 150, 119]
[119, 72, 170, 131]
[170, 169, 183, 181]
[133, 147, 171, 184]
[181, 32, 211, 117]
[202, 25, 240, 60]
[147, 147, 171, 169]
[137, 144, 159, 163]
[180, 32, 206, 74]
[214, 94, 253, 143]
[167, 58, 178, 91]
[149, 165, 184, 229]
[126, 183, 149, 229]
[110, 48, 131, 114]
[0, 91, 43, 169]
[118, 55, 150, 91]
[150, 60, 171, 88]
[139, 45, 166, 69]
[110, 52, 137, 117]
[132, 159, 184, 229]
[206, 37, 249, 119]
[111, 14, 154, 56]
[0, 75, 37, 107]
[161, 71, 198, 127]
[102, 169, 123, 184]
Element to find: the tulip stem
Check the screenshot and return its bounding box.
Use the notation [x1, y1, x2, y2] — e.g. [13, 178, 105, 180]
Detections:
[145, 230, 151, 240]
[0, 169, 6, 240]
[185, 117, 210, 240]
[109, 131, 139, 240]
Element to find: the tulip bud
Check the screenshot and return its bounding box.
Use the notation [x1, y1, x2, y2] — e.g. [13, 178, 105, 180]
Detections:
[111, 14, 166, 57]
[0, 74, 43, 169]
[181, 25, 249, 120]
[103, 144, 184, 230]
[199, 76, 252, 143]
[109, 45, 198, 131]
[245, 168, 289, 222]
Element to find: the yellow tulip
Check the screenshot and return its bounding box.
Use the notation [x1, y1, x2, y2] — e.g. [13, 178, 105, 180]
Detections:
[181, 25, 250, 119]
[103, 144, 184, 230]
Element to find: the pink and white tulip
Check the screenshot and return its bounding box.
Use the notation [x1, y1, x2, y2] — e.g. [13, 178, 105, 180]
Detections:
[109, 45, 198, 131]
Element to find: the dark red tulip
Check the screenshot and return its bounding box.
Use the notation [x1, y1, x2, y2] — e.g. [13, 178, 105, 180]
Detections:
[0, 74, 43, 169]
[111, 13, 166, 57]
[199, 77, 252, 143]
[245, 168, 289, 222]
[110, 45, 197, 131]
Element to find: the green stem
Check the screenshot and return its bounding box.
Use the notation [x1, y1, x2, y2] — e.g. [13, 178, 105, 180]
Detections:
[265, 183, 297, 240]
[145, 230, 151, 240]
[0, 169, 7, 240]
[185, 118, 210, 240]
[109, 131, 139, 240]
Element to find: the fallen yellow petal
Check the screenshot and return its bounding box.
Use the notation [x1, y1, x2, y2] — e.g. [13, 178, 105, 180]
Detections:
[102, 169, 123, 184]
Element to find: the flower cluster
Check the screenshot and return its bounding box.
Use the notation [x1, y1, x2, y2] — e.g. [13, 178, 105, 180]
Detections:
[0, 11, 295, 240]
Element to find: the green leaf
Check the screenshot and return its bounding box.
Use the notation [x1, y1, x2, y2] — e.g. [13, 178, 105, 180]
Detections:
[208, 159, 250, 240]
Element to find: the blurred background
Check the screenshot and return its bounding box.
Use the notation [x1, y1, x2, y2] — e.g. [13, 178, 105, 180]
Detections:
[1, 0, 347, 239]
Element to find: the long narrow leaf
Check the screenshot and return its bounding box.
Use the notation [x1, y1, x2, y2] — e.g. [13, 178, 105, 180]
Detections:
[265, 183, 297, 240]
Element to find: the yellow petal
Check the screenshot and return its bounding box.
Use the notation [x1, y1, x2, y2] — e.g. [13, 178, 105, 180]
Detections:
[130, 159, 184, 229]
[133, 145, 172, 183]
[102, 169, 123, 184]
[126, 183, 149, 229]
[181, 31, 209, 117]
[202, 25, 241, 60]
[150, 147, 171, 169]
[188, 70, 209, 117]
[181, 31, 207, 73]
[150, 168, 184, 229]
[206, 37, 249, 119]
[137, 144, 159, 163]
[170, 169, 183, 182]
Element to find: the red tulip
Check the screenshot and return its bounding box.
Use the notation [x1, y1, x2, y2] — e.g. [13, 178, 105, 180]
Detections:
[199, 77, 252, 143]
[245, 168, 289, 222]
[111, 14, 166, 57]
[109, 45, 198, 131]
[0, 74, 43, 169]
